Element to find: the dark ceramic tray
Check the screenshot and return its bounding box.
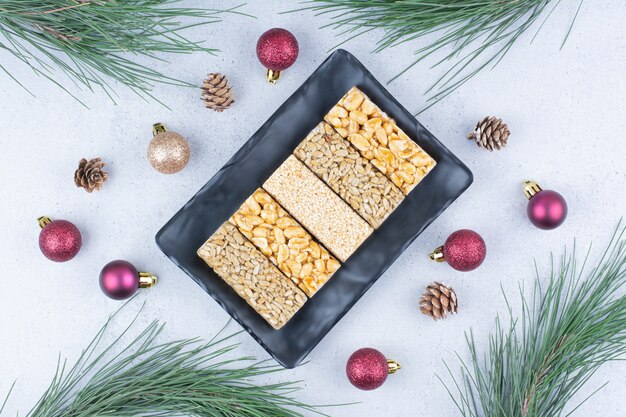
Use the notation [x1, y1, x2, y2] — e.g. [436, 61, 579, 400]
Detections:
[156, 49, 473, 368]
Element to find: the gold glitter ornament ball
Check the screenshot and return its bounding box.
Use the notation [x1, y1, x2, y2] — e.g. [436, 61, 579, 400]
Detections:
[147, 123, 190, 174]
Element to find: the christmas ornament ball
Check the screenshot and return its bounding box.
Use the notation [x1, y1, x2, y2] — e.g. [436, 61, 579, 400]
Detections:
[148, 123, 190, 174]
[38, 216, 82, 262]
[256, 28, 299, 83]
[430, 229, 486, 272]
[99, 260, 157, 300]
[346, 348, 400, 391]
[523, 181, 567, 230]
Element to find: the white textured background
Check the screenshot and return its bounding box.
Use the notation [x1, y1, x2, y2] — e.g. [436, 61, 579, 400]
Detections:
[1, 1, 625, 416]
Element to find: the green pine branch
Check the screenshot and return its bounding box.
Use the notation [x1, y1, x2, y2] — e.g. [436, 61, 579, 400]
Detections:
[440, 223, 626, 417]
[0, 1, 249, 105]
[294, 0, 583, 113]
[0, 303, 328, 417]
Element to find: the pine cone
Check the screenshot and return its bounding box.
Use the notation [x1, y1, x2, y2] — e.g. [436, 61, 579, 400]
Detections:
[74, 157, 109, 193]
[467, 116, 510, 151]
[201, 73, 234, 112]
[419, 282, 458, 320]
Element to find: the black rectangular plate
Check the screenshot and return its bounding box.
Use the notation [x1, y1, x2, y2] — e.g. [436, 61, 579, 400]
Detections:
[156, 49, 473, 368]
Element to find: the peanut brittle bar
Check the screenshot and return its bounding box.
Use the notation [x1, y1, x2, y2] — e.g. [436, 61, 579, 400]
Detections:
[197, 222, 307, 329]
[324, 86, 436, 194]
[229, 189, 340, 297]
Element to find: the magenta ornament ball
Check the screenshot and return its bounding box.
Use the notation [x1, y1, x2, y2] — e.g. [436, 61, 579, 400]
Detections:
[99, 260, 139, 300]
[39, 219, 82, 262]
[527, 190, 568, 230]
[346, 348, 389, 390]
[256, 28, 299, 71]
[443, 229, 486, 272]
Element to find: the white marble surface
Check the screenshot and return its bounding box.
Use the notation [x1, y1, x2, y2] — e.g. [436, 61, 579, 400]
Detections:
[1, 1, 625, 416]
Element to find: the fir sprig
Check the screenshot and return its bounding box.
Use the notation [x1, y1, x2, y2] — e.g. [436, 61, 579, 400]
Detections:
[296, 0, 583, 112]
[0, 303, 326, 417]
[0, 1, 248, 104]
[441, 223, 626, 417]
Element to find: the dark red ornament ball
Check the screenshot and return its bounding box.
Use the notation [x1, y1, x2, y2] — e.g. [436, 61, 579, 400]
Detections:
[256, 28, 299, 71]
[527, 190, 567, 230]
[346, 348, 389, 390]
[99, 260, 140, 300]
[39, 219, 82, 262]
[443, 229, 486, 272]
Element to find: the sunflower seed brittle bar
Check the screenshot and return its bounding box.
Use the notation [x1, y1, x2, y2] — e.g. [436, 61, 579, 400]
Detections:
[295, 122, 405, 228]
[325, 86, 436, 194]
[197, 222, 307, 329]
[263, 155, 373, 262]
[229, 188, 341, 297]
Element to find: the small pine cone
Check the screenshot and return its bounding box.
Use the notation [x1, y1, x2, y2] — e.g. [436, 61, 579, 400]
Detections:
[467, 116, 510, 151]
[74, 157, 109, 193]
[419, 282, 458, 320]
[201, 73, 234, 112]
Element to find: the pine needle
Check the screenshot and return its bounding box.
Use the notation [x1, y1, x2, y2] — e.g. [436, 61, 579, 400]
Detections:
[1, 301, 327, 417]
[440, 222, 626, 417]
[0, 1, 250, 105]
[293, 0, 584, 113]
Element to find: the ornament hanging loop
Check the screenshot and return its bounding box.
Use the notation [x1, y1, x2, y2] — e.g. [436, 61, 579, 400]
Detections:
[387, 359, 401, 374]
[38, 216, 52, 229]
[139, 272, 158, 288]
[523, 180, 542, 199]
[152, 122, 167, 136]
[429, 246, 445, 262]
[266, 69, 281, 84]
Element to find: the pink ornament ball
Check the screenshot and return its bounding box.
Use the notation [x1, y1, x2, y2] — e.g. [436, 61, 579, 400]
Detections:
[346, 348, 390, 391]
[256, 28, 299, 71]
[38, 219, 82, 262]
[99, 260, 139, 300]
[443, 229, 486, 272]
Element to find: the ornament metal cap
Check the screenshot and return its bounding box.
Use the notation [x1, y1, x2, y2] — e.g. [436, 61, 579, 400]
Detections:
[387, 359, 401, 374]
[429, 245, 445, 262]
[523, 180, 542, 200]
[266, 69, 281, 84]
[152, 122, 167, 136]
[38, 216, 52, 228]
[138, 272, 158, 288]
